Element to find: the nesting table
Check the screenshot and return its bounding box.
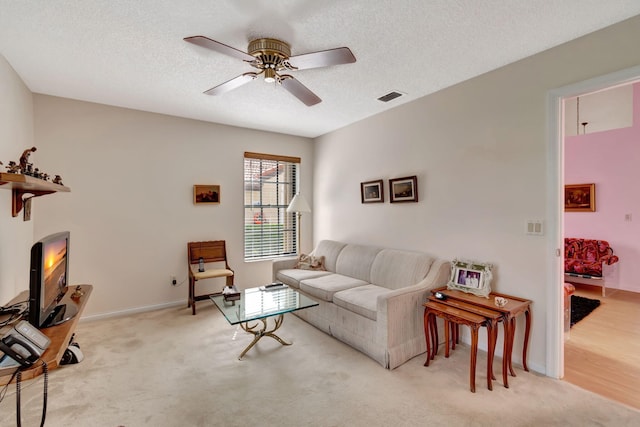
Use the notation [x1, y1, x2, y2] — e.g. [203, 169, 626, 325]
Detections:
[423, 287, 532, 392]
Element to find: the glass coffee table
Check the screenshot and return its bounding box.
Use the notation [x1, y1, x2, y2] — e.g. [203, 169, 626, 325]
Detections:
[210, 285, 318, 360]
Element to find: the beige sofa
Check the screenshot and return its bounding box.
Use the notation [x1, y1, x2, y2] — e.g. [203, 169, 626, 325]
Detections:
[272, 240, 450, 369]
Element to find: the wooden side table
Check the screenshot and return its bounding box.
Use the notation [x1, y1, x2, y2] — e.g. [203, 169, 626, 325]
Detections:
[423, 300, 493, 393]
[0, 284, 92, 385]
[432, 287, 532, 388]
[428, 295, 503, 385]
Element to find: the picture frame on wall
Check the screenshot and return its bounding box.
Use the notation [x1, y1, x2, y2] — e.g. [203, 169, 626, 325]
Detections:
[564, 183, 595, 212]
[194, 185, 220, 204]
[389, 176, 418, 203]
[361, 179, 384, 203]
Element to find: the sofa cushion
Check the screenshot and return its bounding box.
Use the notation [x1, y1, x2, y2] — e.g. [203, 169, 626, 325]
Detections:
[333, 285, 392, 321]
[335, 244, 383, 283]
[300, 274, 369, 302]
[370, 249, 434, 290]
[312, 240, 347, 272]
[276, 269, 332, 289]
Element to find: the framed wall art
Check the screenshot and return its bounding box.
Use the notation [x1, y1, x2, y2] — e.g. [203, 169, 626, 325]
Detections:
[564, 183, 595, 212]
[193, 184, 220, 204]
[446, 259, 493, 298]
[361, 179, 384, 203]
[389, 176, 418, 203]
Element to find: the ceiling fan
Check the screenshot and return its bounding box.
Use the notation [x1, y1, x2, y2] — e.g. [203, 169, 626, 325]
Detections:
[184, 36, 356, 106]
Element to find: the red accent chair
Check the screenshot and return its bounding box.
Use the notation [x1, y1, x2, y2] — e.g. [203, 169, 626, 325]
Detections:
[564, 238, 619, 296]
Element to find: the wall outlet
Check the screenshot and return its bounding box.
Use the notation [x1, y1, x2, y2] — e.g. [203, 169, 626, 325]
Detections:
[171, 276, 177, 286]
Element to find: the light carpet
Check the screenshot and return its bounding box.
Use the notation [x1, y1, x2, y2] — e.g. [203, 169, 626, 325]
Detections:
[1, 302, 639, 427]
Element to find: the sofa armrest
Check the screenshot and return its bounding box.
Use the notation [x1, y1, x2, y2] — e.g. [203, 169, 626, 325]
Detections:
[600, 254, 619, 266]
[272, 257, 298, 282]
[376, 259, 450, 347]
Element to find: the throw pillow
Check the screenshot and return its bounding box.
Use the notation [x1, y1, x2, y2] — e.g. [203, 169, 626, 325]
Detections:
[296, 254, 326, 271]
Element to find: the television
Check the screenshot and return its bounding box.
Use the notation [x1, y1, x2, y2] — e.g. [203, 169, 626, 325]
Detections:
[28, 231, 77, 328]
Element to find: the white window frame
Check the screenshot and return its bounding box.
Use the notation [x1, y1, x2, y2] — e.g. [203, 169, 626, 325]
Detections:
[243, 152, 300, 261]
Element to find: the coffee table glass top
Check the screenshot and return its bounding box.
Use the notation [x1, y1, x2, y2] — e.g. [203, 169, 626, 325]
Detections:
[210, 286, 318, 325]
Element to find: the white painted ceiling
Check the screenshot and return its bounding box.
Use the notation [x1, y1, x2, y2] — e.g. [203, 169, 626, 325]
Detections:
[2, 1, 640, 138]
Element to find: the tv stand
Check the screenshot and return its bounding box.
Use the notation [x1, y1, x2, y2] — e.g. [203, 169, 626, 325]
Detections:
[0, 284, 92, 385]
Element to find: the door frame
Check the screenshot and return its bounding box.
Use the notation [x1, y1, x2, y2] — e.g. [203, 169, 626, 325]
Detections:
[546, 64, 640, 378]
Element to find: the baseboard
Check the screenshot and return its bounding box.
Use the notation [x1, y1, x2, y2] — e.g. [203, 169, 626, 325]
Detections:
[79, 300, 185, 323]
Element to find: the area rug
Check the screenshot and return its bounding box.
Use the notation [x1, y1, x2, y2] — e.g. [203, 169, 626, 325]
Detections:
[571, 295, 601, 327]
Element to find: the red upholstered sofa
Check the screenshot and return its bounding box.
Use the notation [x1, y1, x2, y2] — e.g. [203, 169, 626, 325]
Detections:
[564, 238, 619, 296]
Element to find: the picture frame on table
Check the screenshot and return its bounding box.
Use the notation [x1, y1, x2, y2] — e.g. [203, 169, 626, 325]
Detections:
[361, 179, 384, 203]
[564, 183, 595, 212]
[193, 184, 220, 204]
[389, 176, 418, 203]
[446, 259, 493, 298]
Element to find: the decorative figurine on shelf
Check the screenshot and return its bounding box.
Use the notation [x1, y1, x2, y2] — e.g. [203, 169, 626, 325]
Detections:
[5, 161, 20, 173]
[52, 175, 64, 185]
[33, 168, 42, 179]
[19, 146, 37, 174]
[41, 173, 50, 181]
[24, 164, 34, 176]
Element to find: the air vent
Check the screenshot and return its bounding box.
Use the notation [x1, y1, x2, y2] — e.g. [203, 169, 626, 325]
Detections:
[377, 91, 404, 103]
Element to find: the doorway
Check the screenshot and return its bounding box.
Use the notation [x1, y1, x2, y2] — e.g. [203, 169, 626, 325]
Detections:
[548, 66, 640, 406]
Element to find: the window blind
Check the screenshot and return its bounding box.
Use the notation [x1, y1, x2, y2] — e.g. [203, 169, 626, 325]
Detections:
[244, 152, 300, 260]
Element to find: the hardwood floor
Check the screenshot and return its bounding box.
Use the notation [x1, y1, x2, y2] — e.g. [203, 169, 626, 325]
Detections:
[563, 283, 640, 410]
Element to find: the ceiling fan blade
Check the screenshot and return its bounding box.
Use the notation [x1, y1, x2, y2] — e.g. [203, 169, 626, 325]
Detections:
[184, 36, 255, 62]
[204, 72, 258, 96]
[286, 47, 356, 70]
[279, 75, 321, 106]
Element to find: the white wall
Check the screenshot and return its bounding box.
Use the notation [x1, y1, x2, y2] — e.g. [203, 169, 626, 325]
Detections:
[32, 95, 313, 317]
[314, 15, 640, 374]
[0, 55, 34, 304]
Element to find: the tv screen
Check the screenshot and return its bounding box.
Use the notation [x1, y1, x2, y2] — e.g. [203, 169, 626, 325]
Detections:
[28, 231, 76, 328]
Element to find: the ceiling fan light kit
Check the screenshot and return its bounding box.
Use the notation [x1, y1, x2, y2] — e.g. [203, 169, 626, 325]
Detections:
[184, 35, 355, 106]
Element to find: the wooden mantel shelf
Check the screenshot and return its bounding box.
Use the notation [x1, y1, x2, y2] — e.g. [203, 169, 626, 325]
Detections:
[0, 172, 70, 217]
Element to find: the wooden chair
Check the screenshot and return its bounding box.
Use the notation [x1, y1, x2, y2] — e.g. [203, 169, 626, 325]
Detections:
[187, 240, 234, 315]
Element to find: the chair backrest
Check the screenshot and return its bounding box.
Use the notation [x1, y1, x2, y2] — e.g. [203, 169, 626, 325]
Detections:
[188, 240, 230, 267]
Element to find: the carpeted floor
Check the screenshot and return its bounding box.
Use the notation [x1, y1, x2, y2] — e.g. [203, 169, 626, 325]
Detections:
[1, 303, 639, 426]
[571, 295, 601, 327]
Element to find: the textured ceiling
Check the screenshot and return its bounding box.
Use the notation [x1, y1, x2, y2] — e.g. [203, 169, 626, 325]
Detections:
[1, 1, 640, 138]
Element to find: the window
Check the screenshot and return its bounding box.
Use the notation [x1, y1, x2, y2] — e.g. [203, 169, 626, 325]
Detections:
[244, 152, 299, 260]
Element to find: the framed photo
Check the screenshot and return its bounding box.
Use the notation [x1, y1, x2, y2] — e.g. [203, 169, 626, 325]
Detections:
[193, 185, 220, 204]
[564, 183, 595, 212]
[447, 259, 493, 298]
[361, 179, 384, 203]
[389, 176, 418, 203]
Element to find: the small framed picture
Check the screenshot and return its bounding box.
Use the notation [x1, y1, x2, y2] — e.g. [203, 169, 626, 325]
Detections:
[361, 179, 384, 203]
[447, 259, 493, 298]
[194, 185, 220, 204]
[389, 176, 418, 203]
[564, 183, 595, 212]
